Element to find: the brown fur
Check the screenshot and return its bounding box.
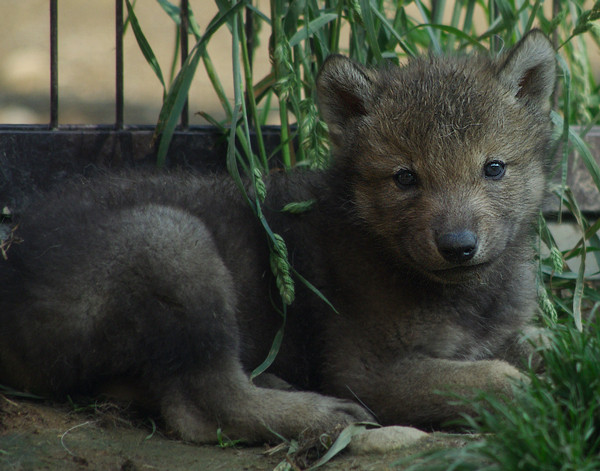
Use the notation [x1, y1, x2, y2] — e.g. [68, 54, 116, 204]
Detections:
[0, 31, 556, 443]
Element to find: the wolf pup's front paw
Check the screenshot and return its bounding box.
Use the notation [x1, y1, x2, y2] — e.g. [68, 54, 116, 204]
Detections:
[481, 360, 527, 396]
[292, 393, 375, 433]
[323, 396, 375, 425]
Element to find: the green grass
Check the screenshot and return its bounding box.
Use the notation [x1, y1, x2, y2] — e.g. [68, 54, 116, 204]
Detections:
[400, 314, 600, 470]
[125, 0, 600, 467]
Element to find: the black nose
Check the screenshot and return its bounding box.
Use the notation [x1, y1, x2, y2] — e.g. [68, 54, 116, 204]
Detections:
[436, 230, 478, 264]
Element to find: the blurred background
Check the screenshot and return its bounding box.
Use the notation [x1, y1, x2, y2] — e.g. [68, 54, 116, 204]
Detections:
[1, 0, 598, 127]
[0, 0, 272, 125]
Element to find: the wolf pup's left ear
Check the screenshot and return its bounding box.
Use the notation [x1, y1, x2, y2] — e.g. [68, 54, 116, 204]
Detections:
[316, 55, 375, 147]
[498, 30, 556, 112]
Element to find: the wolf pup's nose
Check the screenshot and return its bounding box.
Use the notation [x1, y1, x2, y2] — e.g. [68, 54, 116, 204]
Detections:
[436, 230, 478, 264]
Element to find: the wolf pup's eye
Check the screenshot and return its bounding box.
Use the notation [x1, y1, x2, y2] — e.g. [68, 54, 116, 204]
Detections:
[394, 168, 417, 187]
[484, 160, 506, 180]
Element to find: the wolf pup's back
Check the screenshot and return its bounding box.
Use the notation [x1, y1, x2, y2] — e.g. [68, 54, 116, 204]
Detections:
[0, 30, 556, 443]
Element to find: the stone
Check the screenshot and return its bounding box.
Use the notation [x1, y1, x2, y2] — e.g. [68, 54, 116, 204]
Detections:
[347, 426, 428, 454]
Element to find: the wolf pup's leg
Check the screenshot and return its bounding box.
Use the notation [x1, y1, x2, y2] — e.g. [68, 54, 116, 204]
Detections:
[107, 206, 370, 442]
[326, 355, 523, 427]
[159, 360, 372, 443]
[0, 204, 369, 443]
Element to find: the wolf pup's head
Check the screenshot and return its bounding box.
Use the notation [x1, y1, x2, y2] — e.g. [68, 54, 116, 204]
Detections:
[317, 31, 556, 284]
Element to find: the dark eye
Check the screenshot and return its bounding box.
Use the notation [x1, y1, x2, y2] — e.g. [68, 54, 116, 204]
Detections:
[394, 168, 417, 187]
[484, 160, 506, 180]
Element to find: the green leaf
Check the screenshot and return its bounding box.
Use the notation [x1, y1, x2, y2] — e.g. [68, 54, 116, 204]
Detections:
[523, 0, 543, 33]
[494, 0, 518, 28]
[144, 418, 157, 441]
[309, 423, 368, 469]
[412, 24, 487, 52]
[288, 14, 339, 47]
[369, 5, 417, 57]
[414, 0, 442, 53]
[155, 49, 202, 166]
[155, 1, 246, 166]
[573, 246, 586, 332]
[0, 384, 44, 400]
[292, 268, 338, 314]
[250, 319, 285, 380]
[125, 0, 166, 95]
[358, 0, 383, 62]
[559, 186, 587, 331]
[158, 0, 204, 39]
[156, 0, 181, 24]
[281, 200, 316, 214]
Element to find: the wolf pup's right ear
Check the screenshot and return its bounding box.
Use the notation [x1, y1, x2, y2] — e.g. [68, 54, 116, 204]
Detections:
[316, 55, 375, 147]
[498, 29, 557, 112]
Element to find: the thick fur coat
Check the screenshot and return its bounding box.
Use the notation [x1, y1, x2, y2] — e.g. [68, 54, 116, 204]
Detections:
[0, 31, 556, 443]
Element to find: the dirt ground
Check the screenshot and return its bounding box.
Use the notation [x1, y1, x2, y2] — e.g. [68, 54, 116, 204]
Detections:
[0, 395, 471, 471]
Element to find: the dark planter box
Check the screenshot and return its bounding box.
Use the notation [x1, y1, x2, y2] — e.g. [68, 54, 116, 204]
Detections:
[0, 125, 284, 214]
[1, 124, 599, 217]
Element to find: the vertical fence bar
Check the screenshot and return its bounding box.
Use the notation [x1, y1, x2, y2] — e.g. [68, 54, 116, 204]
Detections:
[116, 0, 124, 129]
[180, 0, 189, 128]
[50, 0, 58, 128]
[552, 0, 559, 110]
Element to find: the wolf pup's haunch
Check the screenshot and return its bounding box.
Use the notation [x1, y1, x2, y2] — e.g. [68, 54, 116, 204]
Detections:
[0, 30, 556, 443]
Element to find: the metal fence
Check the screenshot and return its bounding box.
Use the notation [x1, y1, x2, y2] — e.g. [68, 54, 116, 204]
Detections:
[0, 0, 281, 214]
[48, 0, 192, 130]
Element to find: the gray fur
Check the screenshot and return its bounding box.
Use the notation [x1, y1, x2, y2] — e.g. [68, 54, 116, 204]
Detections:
[0, 31, 556, 443]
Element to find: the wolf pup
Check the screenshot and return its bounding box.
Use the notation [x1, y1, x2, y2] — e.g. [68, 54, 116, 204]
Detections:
[0, 30, 555, 443]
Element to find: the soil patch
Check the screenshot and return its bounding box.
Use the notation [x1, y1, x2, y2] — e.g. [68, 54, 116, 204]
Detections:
[0, 396, 471, 470]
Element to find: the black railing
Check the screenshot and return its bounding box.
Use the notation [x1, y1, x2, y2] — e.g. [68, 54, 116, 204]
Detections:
[49, 0, 59, 128]
[115, 0, 124, 129]
[47, 0, 192, 130]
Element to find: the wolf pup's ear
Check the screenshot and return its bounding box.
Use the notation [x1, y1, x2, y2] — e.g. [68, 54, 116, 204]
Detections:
[498, 30, 556, 112]
[316, 55, 375, 147]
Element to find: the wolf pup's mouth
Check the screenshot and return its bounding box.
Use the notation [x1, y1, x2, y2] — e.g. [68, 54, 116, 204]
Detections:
[430, 261, 491, 282]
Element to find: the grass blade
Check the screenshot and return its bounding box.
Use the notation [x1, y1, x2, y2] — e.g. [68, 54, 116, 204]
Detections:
[369, 6, 417, 58]
[156, 0, 181, 24]
[292, 268, 338, 314]
[309, 423, 368, 469]
[250, 314, 285, 380]
[560, 186, 587, 331]
[412, 24, 487, 51]
[288, 13, 339, 47]
[358, 0, 383, 62]
[125, 0, 166, 95]
[0, 384, 44, 400]
[414, 0, 442, 53]
[155, 1, 246, 166]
